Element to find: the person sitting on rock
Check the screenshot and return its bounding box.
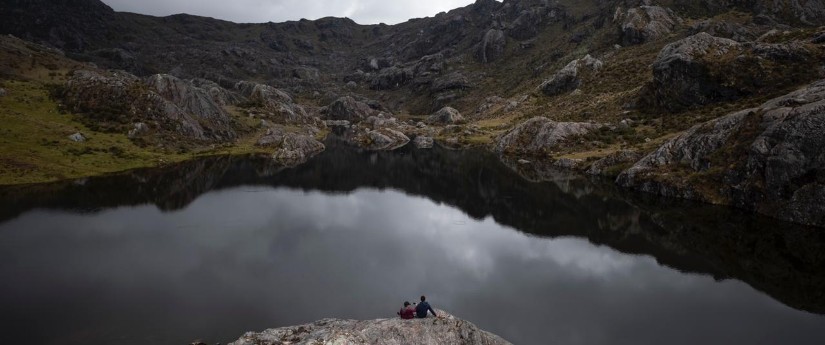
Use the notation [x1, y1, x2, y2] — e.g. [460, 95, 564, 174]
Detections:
[397, 301, 415, 319]
[415, 295, 437, 318]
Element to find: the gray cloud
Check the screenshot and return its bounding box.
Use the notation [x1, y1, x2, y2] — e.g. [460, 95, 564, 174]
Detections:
[101, 0, 478, 25]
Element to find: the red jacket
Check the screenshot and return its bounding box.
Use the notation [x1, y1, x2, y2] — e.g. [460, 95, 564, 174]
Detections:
[398, 306, 415, 319]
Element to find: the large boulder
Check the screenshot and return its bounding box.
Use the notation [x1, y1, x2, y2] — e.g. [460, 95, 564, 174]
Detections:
[646, 32, 818, 112]
[366, 128, 410, 150]
[257, 127, 325, 166]
[427, 107, 464, 125]
[62, 70, 211, 141]
[369, 66, 414, 90]
[322, 96, 376, 121]
[146, 74, 236, 140]
[477, 29, 506, 63]
[235, 81, 310, 123]
[496, 117, 603, 156]
[229, 311, 511, 345]
[618, 79, 825, 227]
[539, 55, 602, 96]
[615, 6, 680, 45]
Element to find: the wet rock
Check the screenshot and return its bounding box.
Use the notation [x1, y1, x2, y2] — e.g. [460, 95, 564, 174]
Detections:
[477, 29, 506, 63]
[414, 136, 434, 149]
[586, 150, 643, 176]
[68, 132, 86, 142]
[496, 117, 603, 156]
[322, 96, 376, 121]
[616, 6, 680, 45]
[618, 79, 825, 227]
[427, 107, 464, 125]
[229, 311, 510, 345]
[539, 55, 602, 96]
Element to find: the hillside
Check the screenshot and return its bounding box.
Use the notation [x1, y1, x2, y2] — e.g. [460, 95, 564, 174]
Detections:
[1, 0, 824, 226]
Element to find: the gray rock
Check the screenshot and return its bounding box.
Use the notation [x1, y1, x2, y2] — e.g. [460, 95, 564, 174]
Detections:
[191, 78, 242, 106]
[322, 96, 375, 121]
[647, 32, 816, 111]
[369, 66, 414, 90]
[229, 311, 510, 345]
[414, 136, 434, 149]
[235, 81, 309, 123]
[146, 74, 236, 139]
[68, 132, 86, 142]
[127, 122, 149, 138]
[618, 79, 825, 227]
[616, 6, 680, 45]
[554, 158, 582, 169]
[539, 55, 602, 96]
[496, 117, 603, 156]
[0, 88, 6, 97]
[431, 72, 469, 93]
[324, 120, 351, 127]
[477, 29, 506, 63]
[63, 70, 210, 141]
[273, 133, 325, 165]
[586, 150, 643, 176]
[427, 107, 464, 125]
[366, 128, 410, 150]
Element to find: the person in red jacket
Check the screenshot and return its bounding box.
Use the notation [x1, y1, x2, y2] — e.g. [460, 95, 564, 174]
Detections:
[397, 301, 415, 319]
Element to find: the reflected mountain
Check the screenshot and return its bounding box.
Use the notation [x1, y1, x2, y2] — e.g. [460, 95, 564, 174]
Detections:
[1, 137, 824, 315]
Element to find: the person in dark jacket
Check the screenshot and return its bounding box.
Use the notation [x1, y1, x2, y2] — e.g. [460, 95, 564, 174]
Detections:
[397, 301, 415, 319]
[415, 295, 437, 318]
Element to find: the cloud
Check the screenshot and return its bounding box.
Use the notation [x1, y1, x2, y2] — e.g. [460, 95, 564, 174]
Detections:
[101, 0, 479, 25]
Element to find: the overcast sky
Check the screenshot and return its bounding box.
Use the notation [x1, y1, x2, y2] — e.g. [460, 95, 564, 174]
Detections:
[101, 0, 480, 25]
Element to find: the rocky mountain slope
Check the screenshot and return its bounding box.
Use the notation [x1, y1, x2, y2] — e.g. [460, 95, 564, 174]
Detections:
[1, 0, 825, 226]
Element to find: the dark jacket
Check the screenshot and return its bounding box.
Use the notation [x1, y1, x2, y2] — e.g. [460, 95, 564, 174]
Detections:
[415, 301, 437, 318]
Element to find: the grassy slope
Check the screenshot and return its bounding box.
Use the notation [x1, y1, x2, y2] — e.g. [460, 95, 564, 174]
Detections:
[0, 37, 275, 185]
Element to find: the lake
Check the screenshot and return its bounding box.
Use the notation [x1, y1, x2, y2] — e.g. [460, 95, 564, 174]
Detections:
[1, 138, 824, 345]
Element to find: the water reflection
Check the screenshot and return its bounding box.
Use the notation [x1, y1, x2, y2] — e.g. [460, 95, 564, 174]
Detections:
[0, 138, 823, 345]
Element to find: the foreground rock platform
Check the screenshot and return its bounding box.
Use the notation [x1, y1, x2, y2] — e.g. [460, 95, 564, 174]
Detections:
[229, 311, 511, 345]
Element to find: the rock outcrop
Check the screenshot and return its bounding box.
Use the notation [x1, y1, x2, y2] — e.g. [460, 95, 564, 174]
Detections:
[539, 55, 602, 96]
[615, 6, 681, 45]
[477, 29, 506, 63]
[146, 74, 236, 140]
[62, 70, 219, 142]
[235, 81, 310, 123]
[257, 127, 325, 166]
[496, 117, 603, 156]
[646, 32, 818, 112]
[322, 96, 376, 121]
[229, 311, 511, 345]
[586, 150, 643, 176]
[363, 128, 411, 150]
[618, 79, 825, 227]
[427, 107, 464, 125]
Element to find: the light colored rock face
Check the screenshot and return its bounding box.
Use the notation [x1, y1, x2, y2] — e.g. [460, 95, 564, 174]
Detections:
[366, 128, 410, 150]
[323, 96, 376, 121]
[146, 74, 236, 139]
[618, 79, 825, 227]
[68, 132, 86, 142]
[539, 55, 602, 96]
[496, 117, 602, 156]
[478, 29, 506, 63]
[648, 32, 816, 111]
[617, 6, 680, 45]
[427, 107, 464, 125]
[229, 311, 511, 345]
[257, 127, 325, 166]
[235, 81, 310, 123]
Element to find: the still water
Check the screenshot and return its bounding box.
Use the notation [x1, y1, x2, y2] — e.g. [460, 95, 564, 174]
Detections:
[1, 139, 824, 345]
